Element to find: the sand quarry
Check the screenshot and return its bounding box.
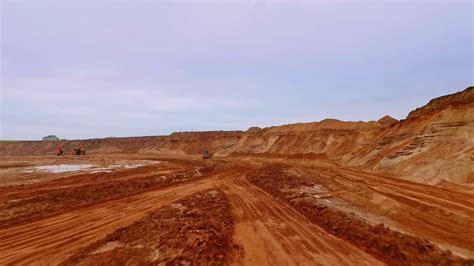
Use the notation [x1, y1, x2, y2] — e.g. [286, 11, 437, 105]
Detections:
[0, 87, 473, 265]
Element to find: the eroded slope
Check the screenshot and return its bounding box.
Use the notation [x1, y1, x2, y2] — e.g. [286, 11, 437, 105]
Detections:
[1, 87, 472, 185]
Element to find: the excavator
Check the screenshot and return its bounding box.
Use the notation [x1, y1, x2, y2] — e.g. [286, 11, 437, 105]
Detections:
[56, 145, 65, 156]
[73, 145, 86, 155]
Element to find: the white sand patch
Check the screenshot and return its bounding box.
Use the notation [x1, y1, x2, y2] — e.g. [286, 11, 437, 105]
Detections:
[91, 241, 124, 255]
[26, 160, 160, 174]
[35, 164, 95, 173]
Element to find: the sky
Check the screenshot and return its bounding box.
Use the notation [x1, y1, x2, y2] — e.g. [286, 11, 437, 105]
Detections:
[1, 1, 473, 140]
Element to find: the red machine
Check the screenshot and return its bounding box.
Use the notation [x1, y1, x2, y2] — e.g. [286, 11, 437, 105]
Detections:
[73, 145, 86, 155]
[56, 145, 65, 156]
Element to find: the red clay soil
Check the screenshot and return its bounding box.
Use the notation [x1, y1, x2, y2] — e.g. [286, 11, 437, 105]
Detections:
[1, 161, 169, 193]
[0, 162, 216, 229]
[61, 189, 238, 265]
[230, 152, 329, 160]
[248, 165, 473, 265]
[1, 155, 473, 264]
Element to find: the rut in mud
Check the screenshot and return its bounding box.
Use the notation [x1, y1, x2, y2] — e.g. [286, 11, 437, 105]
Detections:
[0, 155, 473, 265]
[247, 164, 473, 265]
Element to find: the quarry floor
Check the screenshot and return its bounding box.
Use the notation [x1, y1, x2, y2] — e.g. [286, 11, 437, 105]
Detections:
[0, 154, 473, 265]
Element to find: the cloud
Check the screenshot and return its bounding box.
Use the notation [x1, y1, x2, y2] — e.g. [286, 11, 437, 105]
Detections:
[2, 67, 259, 139]
[1, 1, 472, 139]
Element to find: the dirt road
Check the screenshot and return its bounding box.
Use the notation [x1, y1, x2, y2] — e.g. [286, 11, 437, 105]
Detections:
[220, 177, 381, 265]
[0, 165, 237, 265]
[0, 155, 472, 265]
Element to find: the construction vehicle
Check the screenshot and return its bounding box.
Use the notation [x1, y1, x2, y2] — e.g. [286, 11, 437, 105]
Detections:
[73, 145, 86, 155]
[202, 149, 212, 159]
[56, 145, 65, 156]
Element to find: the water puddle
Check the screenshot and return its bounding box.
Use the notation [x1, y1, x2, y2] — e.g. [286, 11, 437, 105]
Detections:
[25, 160, 160, 174]
[34, 164, 96, 173]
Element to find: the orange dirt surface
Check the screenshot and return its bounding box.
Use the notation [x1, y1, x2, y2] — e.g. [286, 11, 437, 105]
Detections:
[0, 154, 472, 265]
[61, 189, 237, 265]
[0, 88, 473, 265]
[0, 157, 216, 229]
[248, 164, 473, 264]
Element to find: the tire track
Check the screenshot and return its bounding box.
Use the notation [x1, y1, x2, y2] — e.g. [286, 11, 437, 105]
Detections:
[220, 176, 382, 265]
[335, 168, 474, 213]
[0, 167, 241, 265]
[4, 157, 469, 265]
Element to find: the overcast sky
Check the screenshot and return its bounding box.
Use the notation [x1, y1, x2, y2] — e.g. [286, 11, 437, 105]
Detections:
[1, 1, 472, 140]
